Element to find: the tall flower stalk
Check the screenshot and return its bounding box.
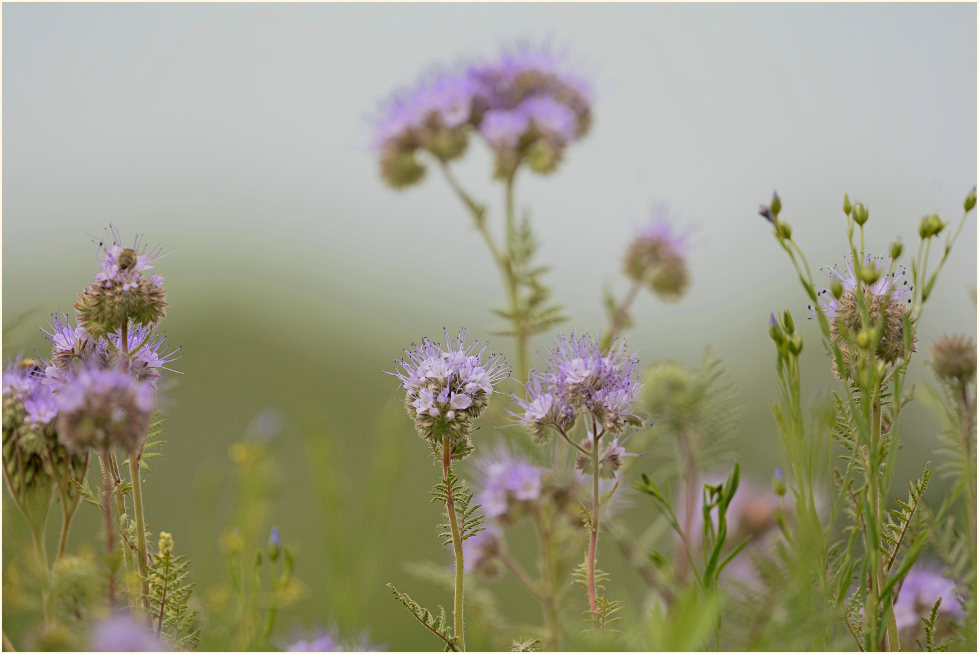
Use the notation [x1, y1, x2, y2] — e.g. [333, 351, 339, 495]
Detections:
[388, 330, 508, 650]
[374, 46, 591, 380]
[760, 188, 975, 651]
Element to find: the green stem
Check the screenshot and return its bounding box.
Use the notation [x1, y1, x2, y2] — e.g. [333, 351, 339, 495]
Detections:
[129, 455, 151, 611]
[101, 449, 117, 607]
[533, 512, 561, 651]
[960, 383, 977, 556]
[504, 172, 529, 381]
[602, 279, 642, 350]
[28, 521, 52, 622]
[109, 452, 135, 607]
[442, 436, 465, 650]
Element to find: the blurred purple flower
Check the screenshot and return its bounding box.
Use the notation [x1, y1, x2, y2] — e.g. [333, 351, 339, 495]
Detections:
[56, 366, 156, 453]
[473, 448, 544, 520]
[894, 565, 966, 632]
[91, 614, 165, 651]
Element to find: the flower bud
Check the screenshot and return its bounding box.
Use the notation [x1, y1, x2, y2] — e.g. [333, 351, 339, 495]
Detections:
[525, 140, 562, 175]
[772, 468, 786, 497]
[782, 310, 796, 335]
[843, 193, 852, 216]
[859, 265, 880, 285]
[965, 186, 977, 212]
[769, 314, 785, 345]
[776, 221, 792, 240]
[787, 335, 803, 356]
[759, 204, 775, 225]
[853, 203, 869, 226]
[380, 147, 426, 189]
[158, 531, 174, 557]
[856, 330, 871, 350]
[770, 191, 782, 217]
[889, 241, 903, 260]
[831, 280, 844, 300]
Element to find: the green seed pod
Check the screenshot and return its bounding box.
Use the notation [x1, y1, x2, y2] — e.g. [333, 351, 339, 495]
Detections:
[843, 193, 852, 216]
[889, 240, 903, 260]
[782, 310, 796, 334]
[859, 265, 880, 285]
[776, 221, 792, 240]
[831, 280, 844, 300]
[853, 203, 869, 226]
[965, 187, 977, 212]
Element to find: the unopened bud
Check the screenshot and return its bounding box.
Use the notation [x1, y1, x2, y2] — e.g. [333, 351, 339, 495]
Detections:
[890, 241, 903, 260]
[859, 266, 880, 285]
[782, 310, 795, 334]
[857, 330, 871, 350]
[769, 314, 785, 344]
[965, 186, 977, 212]
[770, 191, 782, 217]
[853, 203, 869, 226]
[831, 280, 844, 300]
[776, 221, 792, 240]
[773, 468, 786, 497]
[843, 193, 852, 216]
[787, 335, 803, 356]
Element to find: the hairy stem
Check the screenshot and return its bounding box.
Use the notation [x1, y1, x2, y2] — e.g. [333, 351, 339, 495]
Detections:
[129, 455, 151, 611]
[101, 449, 117, 606]
[587, 436, 600, 617]
[960, 383, 977, 556]
[109, 452, 135, 606]
[678, 432, 697, 585]
[28, 520, 52, 622]
[442, 436, 465, 650]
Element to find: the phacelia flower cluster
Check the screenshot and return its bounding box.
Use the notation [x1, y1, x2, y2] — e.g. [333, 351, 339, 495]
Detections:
[56, 367, 155, 454]
[811, 254, 916, 379]
[474, 447, 544, 522]
[391, 330, 509, 459]
[514, 334, 642, 439]
[623, 206, 691, 301]
[74, 226, 168, 338]
[374, 45, 592, 187]
[462, 524, 504, 577]
[2, 358, 65, 498]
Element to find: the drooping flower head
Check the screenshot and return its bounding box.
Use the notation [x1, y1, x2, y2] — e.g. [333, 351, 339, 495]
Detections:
[390, 329, 509, 459]
[472, 447, 544, 522]
[57, 366, 156, 454]
[374, 69, 479, 188]
[90, 614, 165, 651]
[811, 254, 915, 379]
[74, 226, 169, 338]
[624, 205, 691, 301]
[516, 334, 642, 439]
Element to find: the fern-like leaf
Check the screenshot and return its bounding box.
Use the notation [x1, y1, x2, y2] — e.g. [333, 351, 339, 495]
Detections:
[386, 583, 458, 651]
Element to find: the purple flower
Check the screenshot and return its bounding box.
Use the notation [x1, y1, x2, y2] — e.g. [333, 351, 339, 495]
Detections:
[894, 565, 966, 632]
[92, 225, 167, 290]
[56, 366, 156, 453]
[473, 448, 544, 520]
[23, 382, 58, 425]
[479, 109, 530, 148]
[2, 357, 39, 397]
[91, 614, 165, 651]
[287, 627, 380, 652]
[516, 334, 641, 436]
[519, 96, 578, 144]
[109, 324, 182, 382]
[373, 70, 478, 150]
[812, 254, 913, 319]
[390, 330, 508, 457]
[623, 205, 691, 300]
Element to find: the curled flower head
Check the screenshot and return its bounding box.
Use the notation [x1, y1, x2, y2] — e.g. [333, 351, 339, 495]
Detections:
[931, 334, 977, 385]
[473, 447, 544, 522]
[462, 524, 504, 577]
[517, 334, 641, 437]
[374, 69, 478, 188]
[74, 226, 169, 338]
[40, 313, 111, 375]
[811, 254, 916, 379]
[624, 206, 691, 301]
[390, 330, 508, 459]
[57, 366, 156, 453]
[109, 324, 182, 383]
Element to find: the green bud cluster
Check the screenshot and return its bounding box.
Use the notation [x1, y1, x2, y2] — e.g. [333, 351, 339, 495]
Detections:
[769, 311, 803, 358]
[74, 275, 167, 339]
[830, 292, 916, 381]
[918, 213, 946, 240]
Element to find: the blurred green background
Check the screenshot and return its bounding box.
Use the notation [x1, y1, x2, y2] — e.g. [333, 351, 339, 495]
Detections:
[3, 2, 976, 650]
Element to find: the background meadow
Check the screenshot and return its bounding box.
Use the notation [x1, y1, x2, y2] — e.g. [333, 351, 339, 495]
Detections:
[2, 2, 976, 650]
